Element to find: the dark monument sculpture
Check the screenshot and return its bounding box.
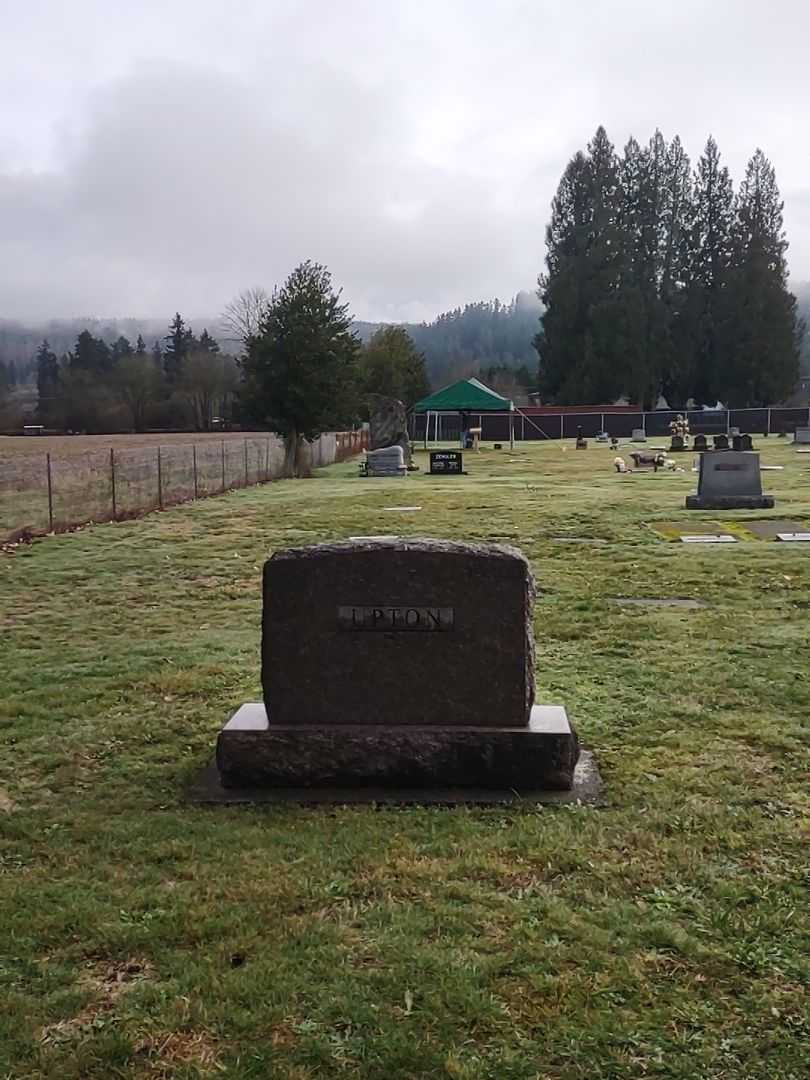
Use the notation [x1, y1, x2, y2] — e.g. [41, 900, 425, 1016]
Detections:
[368, 395, 412, 467]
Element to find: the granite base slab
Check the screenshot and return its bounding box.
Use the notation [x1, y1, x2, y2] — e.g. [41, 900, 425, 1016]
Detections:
[190, 751, 601, 806]
[685, 495, 774, 510]
[215, 703, 579, 791]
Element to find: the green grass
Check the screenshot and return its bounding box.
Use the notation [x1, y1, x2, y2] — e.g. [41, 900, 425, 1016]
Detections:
[1, 441, 809, 1079]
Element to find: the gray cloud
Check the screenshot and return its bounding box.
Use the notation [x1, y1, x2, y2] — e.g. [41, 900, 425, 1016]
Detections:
[2, 0, 809, 323]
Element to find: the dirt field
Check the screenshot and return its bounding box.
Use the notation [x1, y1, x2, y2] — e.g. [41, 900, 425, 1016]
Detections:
[0, 431, 271, 460]
[0, 430, 365, 540]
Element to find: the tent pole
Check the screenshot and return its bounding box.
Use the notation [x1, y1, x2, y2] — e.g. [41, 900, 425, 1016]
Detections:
[424, 412, 429, 450]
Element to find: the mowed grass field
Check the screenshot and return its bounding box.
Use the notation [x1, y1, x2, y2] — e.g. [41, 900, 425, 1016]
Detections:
[1, 441, 808, 1080]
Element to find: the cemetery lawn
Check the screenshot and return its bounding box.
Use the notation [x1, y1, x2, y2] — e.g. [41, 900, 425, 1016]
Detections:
[1, 441, 809, 1080]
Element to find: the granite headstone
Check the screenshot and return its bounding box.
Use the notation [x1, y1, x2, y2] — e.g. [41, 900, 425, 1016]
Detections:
[216, 539, 578, 791]
[429, 450, 464, 475]
[686, 451, 774, 509]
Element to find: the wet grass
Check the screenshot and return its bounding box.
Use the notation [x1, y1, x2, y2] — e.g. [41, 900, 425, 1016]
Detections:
[1, 440, 809, 1079]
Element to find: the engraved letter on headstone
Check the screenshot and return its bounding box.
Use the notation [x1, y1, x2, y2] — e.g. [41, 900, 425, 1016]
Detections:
[338, 605, 454, 631]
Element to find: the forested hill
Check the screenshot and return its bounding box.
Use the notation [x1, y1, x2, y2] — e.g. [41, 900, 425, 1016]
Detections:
[2, 281, 806, 394]
[354, 291, 543, 388]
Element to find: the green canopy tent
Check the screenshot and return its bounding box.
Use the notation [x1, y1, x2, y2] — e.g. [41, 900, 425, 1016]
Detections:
[412, 378, 516, 449]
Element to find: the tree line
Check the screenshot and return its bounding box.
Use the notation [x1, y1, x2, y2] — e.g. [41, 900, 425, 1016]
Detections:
[536, 128, 804, 408]
[33, 317, 240, 433]
[16, 279, 429, 448]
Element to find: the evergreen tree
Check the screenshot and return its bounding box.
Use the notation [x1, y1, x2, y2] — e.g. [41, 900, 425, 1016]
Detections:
[35, 340, 60, 422]
[164, 313, 193, 382]
[358, 326, 430, 407]
[687, 136, 735, 404]
[241, 261, 360, 476]
[721, 150, 801, 405]
[659, 136, 694, 407]
[536, 127, 624, 403]
[197, 328, 220, 354]
[135, 334, 147, 356]
[111, 335, 134, 364]
[70, 330, 112, 373]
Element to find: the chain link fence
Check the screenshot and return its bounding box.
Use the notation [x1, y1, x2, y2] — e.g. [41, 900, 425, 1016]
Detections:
[1, 430, 368, 542]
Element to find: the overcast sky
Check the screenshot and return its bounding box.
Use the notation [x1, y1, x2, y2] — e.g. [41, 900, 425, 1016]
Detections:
[2, 0, 809, 325]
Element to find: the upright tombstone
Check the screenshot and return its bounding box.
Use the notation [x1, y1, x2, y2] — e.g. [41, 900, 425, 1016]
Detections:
[575, 425, 588, 450]
[216, 539, 579, 792]
[669, 434, 686, 452]
[693, 433, 708, 452]
[713, 433, 729, 450]
[429, 450, 464, 475]
[686, 451, 774, 509]
[366, 445, 407, 477]
[631, 428, 647, 443]
[794, 427, 810, 445]
[368, 395, 411, 466]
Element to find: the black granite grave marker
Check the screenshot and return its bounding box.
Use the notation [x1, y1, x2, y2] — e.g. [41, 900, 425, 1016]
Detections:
[429, 450, 464, 475]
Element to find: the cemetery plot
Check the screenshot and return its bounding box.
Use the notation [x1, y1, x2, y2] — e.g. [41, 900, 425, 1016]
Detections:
[650, 518, 810, 542]
[648, 520, 757, 541]
[2, 439, 808, 1080]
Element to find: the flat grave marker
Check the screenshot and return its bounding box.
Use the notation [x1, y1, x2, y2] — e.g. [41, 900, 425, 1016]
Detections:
[680, 534, 738, 544]
[776, 533, 810, 542]
[608, 597, 706, 608]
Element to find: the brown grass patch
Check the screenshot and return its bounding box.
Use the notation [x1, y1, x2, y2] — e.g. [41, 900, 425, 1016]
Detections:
[39, 957, 155, 1046]
[133, 1030, 225, 1076]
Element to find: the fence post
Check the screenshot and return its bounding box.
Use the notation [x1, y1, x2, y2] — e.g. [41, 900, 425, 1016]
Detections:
[110, 448, 117, 520]
[157, 446, 163, 510]
[221, 440, 226, 492]
[560, 415, 564, 440]
[601, 413, 605, 434]
[265, 438, 270, 481]
[244, 439, 249, 487]
[192, 444, 198, 499]
[46, 453, 54, 532]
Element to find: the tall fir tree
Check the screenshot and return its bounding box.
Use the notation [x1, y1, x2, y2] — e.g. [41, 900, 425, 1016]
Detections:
[536, 127, 625, 403]
[70, 330, 112, 373]
[659, 136, 694, 407]
[111, 335, 134, 363]
[164, 313, 193, 382]
[721, 150, 801, 405]
[686, 136, 735, 404]
[35, 340, 60, 423]
[135, 334, 147, 356]
[196, 329, 220, 354]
